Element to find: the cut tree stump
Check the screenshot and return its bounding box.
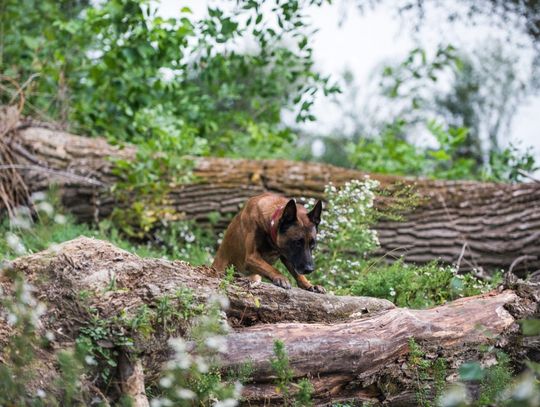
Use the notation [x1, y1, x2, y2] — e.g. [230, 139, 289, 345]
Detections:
[4, 122, 540, 274]
[2, 237, 540, 406]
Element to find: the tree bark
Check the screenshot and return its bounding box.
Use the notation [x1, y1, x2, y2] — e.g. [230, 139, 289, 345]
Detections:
[5, 123, 540, 274]
[2, 237, 540, 406]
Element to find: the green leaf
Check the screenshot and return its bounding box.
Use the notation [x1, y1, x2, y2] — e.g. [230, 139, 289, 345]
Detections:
[459, 362, 484, 381]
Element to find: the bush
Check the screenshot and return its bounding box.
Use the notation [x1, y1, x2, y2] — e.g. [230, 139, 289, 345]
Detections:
[348, 260, 500, 309]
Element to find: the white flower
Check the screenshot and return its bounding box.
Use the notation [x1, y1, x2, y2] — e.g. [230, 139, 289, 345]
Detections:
[205, 335, 228, 353]
[150, 397, 173, 407]
[36, 201, 54, 216]
[10, 215, 32, 230]
[6, 233, 26, 255]
[176, 388, 196, 400]
[45, 331, 55, 342]
[195, 355, 209, 373]
[209, 294, 230, 310]
[168, 337, 186, 353]
[54, 214, 67, 224]
[233, 381, 243, 398]
[168, 350, 191, 370]
[214, 399, 238, 407]
[30, 192, 47, 202]
[159, 376, 173, 388]
[85, 355, 97, 366]
[7, 313, 17, 325]
[438, 384, 469, 407]
[36, 389, 46, 398]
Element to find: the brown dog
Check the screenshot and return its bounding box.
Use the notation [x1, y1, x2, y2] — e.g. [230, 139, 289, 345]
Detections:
[212, 193, 325, 293]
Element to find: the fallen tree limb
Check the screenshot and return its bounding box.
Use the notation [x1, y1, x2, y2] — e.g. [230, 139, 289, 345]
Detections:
[2, 237, 539, 405]
[4, 123, 540, 274]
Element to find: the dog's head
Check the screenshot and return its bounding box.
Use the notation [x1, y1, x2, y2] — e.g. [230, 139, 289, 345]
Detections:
[277, 199, 323, 275]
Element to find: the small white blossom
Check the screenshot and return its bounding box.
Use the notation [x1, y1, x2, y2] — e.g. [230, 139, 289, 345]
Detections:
[7, 313, 17, 325]
[168, 337, 186, 353]
[6, 233, 26, 255]
[438, 384, 469, 407]
[151, 397, 173, 407]
[30, 192, 47, 202]
[85, 355, 97, 366]
[209, 293, 230, 310]
[195, 355, 209, 373]
[176, 388, 196, 400]
[159, 376, 173, 388]
[214, 398, 238, 407]
[233, 381, 243, 398]
[54, 214, 67, 224]
[36, 201, 54, 216]
[205, 335, 228, 353]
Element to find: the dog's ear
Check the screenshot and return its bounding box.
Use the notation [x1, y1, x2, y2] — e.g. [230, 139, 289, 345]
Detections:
[307, 200, 323, 227]
[279, 199, 297, 230]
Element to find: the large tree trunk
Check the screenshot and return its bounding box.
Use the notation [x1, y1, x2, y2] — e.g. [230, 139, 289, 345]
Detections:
[4, 122, 540, 274]
[2, 237, 540, 406]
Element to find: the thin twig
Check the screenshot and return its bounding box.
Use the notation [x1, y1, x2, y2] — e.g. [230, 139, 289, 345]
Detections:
[518, 169, 540, 184]
[455, 242, 468, 271]
[509, 255, 538, 275]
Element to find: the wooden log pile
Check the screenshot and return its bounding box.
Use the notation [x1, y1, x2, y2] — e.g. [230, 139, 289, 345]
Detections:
[2, 121, 539, 274]
[2, 237, 539, 405]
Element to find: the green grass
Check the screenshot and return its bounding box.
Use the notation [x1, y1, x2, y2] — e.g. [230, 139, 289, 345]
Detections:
[0, 196, 215, 265]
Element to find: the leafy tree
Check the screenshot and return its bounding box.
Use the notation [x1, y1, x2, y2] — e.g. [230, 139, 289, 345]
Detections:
[349, 0, 540, 48]
[341, 43, 537, 181]
[0, 0, 338, 158]
[435, 42, 530, 164]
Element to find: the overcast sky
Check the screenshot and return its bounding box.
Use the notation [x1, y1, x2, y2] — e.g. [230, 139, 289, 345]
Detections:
[159, 0, 540, 161]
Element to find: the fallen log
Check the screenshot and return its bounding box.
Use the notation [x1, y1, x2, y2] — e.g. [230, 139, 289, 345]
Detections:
[4, 122, 540, 274]
[2, 237, 539, 406]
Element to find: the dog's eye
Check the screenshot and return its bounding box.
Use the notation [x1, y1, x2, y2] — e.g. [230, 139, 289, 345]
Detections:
[294, 239, 304, 247]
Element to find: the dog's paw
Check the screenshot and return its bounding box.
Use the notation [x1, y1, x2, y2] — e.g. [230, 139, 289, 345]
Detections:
[272, 276, 291, 289]
[307, 284, 326, 294]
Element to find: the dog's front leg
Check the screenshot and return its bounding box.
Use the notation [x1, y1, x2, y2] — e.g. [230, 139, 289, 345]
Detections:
[280, 256, 326, 294]
[245, 254, 291, 289]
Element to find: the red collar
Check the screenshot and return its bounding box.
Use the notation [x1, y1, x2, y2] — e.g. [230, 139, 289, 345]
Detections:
[269, 206, 283, 244]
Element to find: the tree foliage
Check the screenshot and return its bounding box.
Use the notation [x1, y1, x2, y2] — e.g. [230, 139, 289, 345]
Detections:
[0, 0, 337, 158]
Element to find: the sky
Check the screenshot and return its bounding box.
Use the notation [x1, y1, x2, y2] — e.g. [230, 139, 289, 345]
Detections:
[159, 0, 540, 163]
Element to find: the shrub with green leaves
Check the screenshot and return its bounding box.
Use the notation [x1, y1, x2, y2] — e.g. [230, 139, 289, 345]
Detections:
[0, 191, 217, 266]
[0, 267, 95, 405]
[152, 294, 244, 407]
[308, 179, 500, 306]
[348, 260, 500, 309]
[270, 339, 314, 407]
[1, 0, 337, 154]
[438, 351, 540, 407]
[345, 44, 538, 182]
[310, 179, 380, 291]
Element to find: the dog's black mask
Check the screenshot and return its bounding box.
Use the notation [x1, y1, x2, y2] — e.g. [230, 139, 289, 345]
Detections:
[278, 199, 322, 275]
